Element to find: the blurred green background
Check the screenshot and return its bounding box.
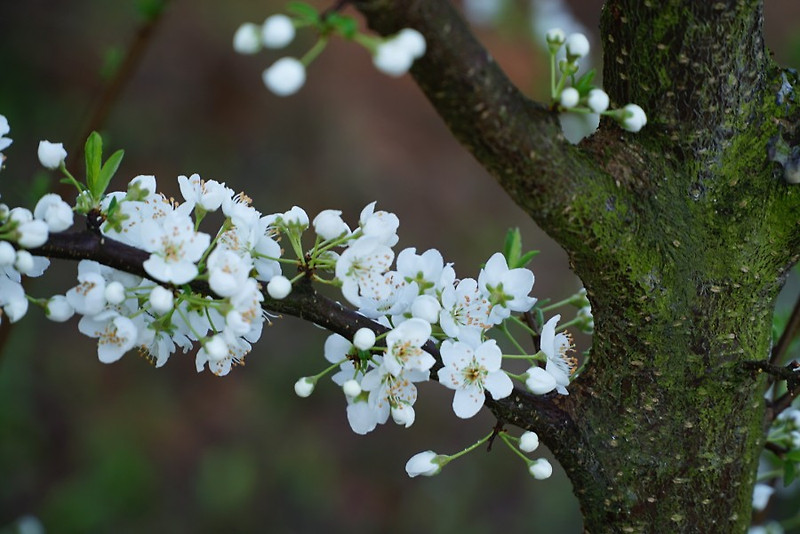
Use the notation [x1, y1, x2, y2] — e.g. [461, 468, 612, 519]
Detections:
[0, 1, 799, 533]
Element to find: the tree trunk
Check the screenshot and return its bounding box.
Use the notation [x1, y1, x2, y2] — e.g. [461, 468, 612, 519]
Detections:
[354, 0, 800, 531]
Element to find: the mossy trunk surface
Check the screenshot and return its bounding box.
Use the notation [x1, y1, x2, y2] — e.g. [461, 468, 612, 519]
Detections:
[352, 0, 800, 531]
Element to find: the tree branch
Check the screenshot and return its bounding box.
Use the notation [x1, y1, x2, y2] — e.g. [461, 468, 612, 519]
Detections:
[30, 228, 585, 451]
[351, 0, 620, 256]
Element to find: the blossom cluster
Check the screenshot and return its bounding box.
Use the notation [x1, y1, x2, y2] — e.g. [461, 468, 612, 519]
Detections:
[233, 3, 426, 97]
[1, 121, 589, 482]
[545, 28, 647, 143]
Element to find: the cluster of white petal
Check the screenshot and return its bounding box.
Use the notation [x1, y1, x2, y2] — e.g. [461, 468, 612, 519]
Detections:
[17, 172, 284, 376]
[307, 202, 550, 434]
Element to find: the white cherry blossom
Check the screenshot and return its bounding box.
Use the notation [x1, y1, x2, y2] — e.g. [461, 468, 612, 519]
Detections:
[438, 339, 512, 418]
[141, 211, 210, 285]
[384, 318, 434, 377]
[478, 252, 536, 323]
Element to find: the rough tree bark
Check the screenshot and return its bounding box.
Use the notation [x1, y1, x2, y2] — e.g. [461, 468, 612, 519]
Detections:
[348, 0, 800, 531]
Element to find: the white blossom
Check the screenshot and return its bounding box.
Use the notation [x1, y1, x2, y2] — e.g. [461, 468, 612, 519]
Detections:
[0, 114, 12, 160]
[0, 277, 27, 322]
[559, 111, 600, 144]
[335, 236, 394, 307]
[359, 202, 399, 246]
[478, 252, 536, 323]
[438, 339, 513, 418]
[178, 173, 226, 212]
[141, 211, 210, 284]
[0, 241, 15, 266]
[78, 312, 138, 363]
[384, 318, 435, 376]
[33, 193, 73, 232]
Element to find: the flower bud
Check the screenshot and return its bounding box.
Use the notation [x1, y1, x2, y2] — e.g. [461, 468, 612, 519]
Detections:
[405, 450, 444, 478]
[262, 58, 306, 97]
[620, 104, 647, 132]
[587, 89, 609, 113]
[519, 431, 540, 453]
[528, 458, 553, 480]
[14, 250, 34, 274]
[396, 28, 426, 58]
[342, 379, 362, 398]
[525, 367, 557, 395]
[233, 23, 262, 54]
[559, 87, 580, 109]
[313, 209, 350, 241]
[267, 275, 292, 299]
[294, 376, 316, 398]
[104, 281, 126, 305]
[545, 28, 566, 46]
[15, 220, 48, 248]
[411, 294, 441, 324]
[46, 295, 74, 322]
[205, 334, 228, 361]
[149, 285, 174, 314]
[353, 327, 376, 350]
[262, 14, 295, 49]
[37, 140, 67, 169]
[391, 403, 415, 427]
[34, 193, 73, 232]
[565, 33, 590, 59]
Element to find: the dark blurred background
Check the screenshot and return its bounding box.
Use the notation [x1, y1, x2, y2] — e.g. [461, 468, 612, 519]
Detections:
[0, 1, 798, 533]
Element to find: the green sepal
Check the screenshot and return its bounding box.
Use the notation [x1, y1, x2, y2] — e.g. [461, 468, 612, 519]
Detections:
[573, 68, 596, 96]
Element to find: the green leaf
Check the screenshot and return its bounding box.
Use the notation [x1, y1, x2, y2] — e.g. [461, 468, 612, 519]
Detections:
[785, 450, 800, 462]
[286, 2, 319, 24]
[573, 69, 596, 95]
[94, 149, 125, 199]
[84, 132, 103, 196]
[515, 250, 540, 269]
[503, 228, 522, 266]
